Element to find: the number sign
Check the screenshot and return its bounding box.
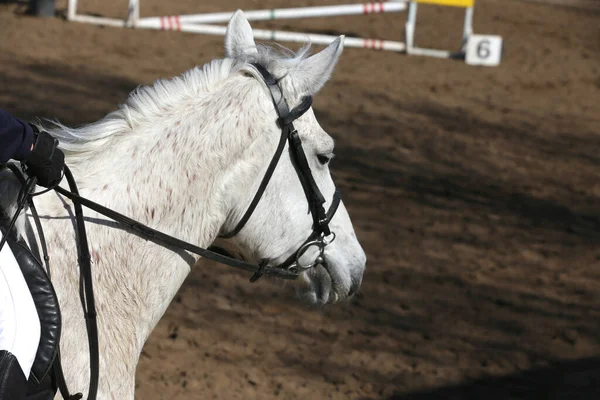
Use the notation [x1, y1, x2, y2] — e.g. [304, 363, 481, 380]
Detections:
[465, 35, 503, 67]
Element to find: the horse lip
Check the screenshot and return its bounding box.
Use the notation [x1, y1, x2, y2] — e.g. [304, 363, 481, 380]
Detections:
[319, 258, 342, 304]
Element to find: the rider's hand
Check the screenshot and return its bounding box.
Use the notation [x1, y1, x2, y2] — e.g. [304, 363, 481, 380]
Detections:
[25, 128, 65, 188]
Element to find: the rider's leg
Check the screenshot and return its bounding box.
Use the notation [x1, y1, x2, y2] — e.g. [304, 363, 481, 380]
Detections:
[0, 230, 41, 381]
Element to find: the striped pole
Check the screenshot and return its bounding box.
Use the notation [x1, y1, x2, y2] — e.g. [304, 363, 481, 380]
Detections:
[138, 2, 408, 25]
[135, 19, 405, 52]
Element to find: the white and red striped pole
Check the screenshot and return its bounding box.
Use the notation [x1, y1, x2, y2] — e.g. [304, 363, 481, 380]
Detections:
[138, 2, 407, 25]
[136, 19, 405, 52]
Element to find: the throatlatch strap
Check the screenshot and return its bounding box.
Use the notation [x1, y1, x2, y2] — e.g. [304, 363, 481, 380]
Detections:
[220, 125, 288, 238]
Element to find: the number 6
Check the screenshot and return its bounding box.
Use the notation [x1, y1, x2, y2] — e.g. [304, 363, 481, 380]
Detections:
[477, 40, 491, 59]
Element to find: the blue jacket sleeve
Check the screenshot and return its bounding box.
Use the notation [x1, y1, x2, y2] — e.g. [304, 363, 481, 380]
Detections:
[0, 108, 35, 164]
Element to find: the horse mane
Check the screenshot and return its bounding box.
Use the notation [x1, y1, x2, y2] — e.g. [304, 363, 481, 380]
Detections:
[40, 42, 312, 160]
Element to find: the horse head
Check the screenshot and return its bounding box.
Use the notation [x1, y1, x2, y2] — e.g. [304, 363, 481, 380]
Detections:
[217, 11, 367, 305]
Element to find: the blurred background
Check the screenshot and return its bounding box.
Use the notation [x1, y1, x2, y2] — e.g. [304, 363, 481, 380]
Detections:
[1, 0, 599, 398]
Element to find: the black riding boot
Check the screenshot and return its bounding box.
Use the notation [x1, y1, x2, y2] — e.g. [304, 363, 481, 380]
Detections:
[0, 350, 27, 400]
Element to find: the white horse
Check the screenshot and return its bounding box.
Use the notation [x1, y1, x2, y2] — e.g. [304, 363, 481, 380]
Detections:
[13, 10, 366, 399]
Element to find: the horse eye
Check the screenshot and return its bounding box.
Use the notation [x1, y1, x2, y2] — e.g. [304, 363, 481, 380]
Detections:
[317, 154, 333, 165]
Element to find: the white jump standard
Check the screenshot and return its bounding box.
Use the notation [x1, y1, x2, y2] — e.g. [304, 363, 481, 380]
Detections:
[405, 0, 475, 59]
[405, 0, 503, 65]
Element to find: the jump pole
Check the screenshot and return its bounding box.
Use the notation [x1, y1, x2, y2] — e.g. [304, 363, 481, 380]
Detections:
[137, 20, 406, 51]
[138, 2, 407, 25]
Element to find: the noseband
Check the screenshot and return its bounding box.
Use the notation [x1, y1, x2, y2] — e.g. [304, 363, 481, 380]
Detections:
[219, 63, 342, 280]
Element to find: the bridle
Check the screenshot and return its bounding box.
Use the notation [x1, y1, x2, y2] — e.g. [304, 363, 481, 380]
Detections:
[0, 61, 343, 400]
[49, 62, 342, 282]
[219, 63, 342, 280]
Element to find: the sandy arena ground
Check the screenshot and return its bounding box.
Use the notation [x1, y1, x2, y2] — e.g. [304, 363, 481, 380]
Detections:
[1, 0, 600, 398]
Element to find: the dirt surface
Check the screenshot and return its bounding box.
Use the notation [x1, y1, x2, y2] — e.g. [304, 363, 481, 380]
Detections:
[2, 0, 600, 398]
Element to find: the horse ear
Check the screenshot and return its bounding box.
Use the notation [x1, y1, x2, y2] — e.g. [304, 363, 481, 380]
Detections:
[291, 36, 345, 96]
[225, 10, 258, 59]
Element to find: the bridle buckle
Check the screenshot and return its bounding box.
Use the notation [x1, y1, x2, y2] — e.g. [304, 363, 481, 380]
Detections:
[249, 260, 268, 283]
[318, 219, 331, 236]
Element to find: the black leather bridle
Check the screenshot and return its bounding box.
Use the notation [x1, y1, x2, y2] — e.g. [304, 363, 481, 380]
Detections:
[219, 63, 342, 280]
[0, 61, 343, 400]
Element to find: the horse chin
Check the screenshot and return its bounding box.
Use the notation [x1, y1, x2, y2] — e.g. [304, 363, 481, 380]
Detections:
[294, 263, 344, 306]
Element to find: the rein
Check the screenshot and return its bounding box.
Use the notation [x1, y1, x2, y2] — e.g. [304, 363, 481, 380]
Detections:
[53, 180, 299, 281]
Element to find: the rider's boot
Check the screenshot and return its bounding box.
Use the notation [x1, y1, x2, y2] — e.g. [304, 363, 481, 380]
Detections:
[0, 350, 27, 400]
